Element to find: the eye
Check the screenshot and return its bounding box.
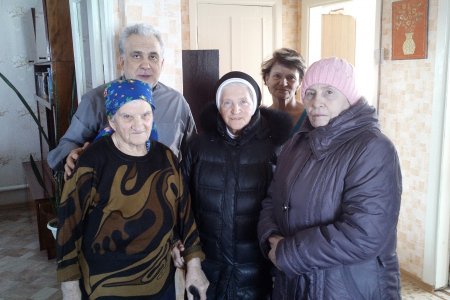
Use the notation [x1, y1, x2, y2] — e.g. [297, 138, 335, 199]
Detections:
[239, 99, 250, 106]
[271, 74, 282, 80]
[121, 113, 132, 121]
[305, 90, 315, 96]
[287, 75, 297, 81]
[305, 90, 316, 98]
[142, 111, 152, 119]
[326, 89, 334, 95]
[221, 100, 232, 108]
[150, 54, 159, 62]
[131, 53, 142, 59]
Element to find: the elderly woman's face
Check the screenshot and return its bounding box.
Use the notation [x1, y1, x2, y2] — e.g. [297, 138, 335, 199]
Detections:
[303, 84, 350, 128]
[219, 84, 253, 135]
[109, 100, 153, 148]
[264, 62, 301, 102]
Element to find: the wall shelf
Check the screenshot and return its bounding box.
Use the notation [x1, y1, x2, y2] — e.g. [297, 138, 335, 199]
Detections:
[34, 94, 51, 109]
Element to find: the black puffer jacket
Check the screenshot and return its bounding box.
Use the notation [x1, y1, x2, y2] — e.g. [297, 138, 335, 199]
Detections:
[182, 104, 291, 299]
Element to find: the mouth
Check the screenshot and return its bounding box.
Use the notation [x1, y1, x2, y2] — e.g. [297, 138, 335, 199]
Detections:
[137, 74, 152, 80]
[310, 112, 328, 118]
[132, 131, 148, 135]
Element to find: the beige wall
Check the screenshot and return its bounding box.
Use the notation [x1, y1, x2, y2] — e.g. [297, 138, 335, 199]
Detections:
[282, 0, 301, 51]
[379, 0, 438, 279]
[181, 0, 190, 49]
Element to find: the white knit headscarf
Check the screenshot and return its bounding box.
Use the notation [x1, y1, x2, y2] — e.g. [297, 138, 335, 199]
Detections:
[215, 78, 258, 115]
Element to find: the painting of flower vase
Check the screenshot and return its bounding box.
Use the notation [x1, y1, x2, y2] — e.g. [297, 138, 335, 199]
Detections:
[392, 0, 428, 60]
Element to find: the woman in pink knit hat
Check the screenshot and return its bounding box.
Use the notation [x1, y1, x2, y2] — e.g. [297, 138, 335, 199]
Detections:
[258, 57, 402, 299]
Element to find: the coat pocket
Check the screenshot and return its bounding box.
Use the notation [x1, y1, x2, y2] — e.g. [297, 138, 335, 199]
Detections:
[341, 259, 381, 300]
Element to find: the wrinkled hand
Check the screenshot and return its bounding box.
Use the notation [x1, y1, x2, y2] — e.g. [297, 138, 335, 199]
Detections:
[185, 258, 209, 300]
[64, 142, 90, 181]
[61, 280, 81, 300]
[171, 240, 185, 268]
[268, 235, 284, 268]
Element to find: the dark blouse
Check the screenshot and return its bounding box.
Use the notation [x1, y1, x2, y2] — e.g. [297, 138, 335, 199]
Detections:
[56, 136, 203, 299]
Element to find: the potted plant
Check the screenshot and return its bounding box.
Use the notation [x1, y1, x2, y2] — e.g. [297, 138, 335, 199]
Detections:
[1, 72, 67, 239]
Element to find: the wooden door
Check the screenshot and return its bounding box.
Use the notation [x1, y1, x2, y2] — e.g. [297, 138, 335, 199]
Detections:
[182, 50, 219, 133]
[193, 2, 278, 106]
[321, 14, 356, 65]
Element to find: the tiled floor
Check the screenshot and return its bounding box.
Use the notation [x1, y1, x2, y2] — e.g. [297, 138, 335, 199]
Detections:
[0, 204, 60, 300]
[402, 279, 450, 300]
[0, 203, 449, 300]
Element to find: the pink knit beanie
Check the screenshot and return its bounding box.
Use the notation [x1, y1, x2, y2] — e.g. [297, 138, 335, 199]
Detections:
[301, 57, 360, 105]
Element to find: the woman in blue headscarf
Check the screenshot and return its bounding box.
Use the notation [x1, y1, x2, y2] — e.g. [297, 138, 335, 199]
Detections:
[56, 79, 208, 299]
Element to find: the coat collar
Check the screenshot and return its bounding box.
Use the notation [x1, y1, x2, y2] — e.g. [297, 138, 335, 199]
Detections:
[300, 99, 379, 160]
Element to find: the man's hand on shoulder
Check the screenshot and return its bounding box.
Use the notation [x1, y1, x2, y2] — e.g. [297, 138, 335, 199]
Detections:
[64, 142, 90, 181]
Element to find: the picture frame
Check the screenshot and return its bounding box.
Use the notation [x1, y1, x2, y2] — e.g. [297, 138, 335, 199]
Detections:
[392, 0, 428, 60]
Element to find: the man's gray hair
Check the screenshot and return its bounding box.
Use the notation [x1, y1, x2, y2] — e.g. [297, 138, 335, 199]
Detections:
[118, 23, 165, 57]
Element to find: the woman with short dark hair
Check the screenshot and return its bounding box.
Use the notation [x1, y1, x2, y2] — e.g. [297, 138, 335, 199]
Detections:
[261, 48, 307, 135]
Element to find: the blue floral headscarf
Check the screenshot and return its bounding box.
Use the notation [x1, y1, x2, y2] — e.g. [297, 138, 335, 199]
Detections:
[95, 79, 158, 150]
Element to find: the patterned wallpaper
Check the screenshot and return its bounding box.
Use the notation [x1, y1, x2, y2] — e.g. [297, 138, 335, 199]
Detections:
[0, 0, 41, 199]
[379, 0, 438, 278]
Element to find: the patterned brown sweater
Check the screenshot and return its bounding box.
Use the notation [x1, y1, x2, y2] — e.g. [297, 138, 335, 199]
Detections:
[56, 136, 204, 299]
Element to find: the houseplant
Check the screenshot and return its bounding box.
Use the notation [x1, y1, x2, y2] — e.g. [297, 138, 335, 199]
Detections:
[1, 71, 67, 238]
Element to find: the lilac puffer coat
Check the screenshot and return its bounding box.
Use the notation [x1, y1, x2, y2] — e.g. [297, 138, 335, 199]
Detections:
[258, 99, 402, 300]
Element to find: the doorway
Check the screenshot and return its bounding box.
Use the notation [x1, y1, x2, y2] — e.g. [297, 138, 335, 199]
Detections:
[189, 0, 282, 106]
[301, 0, 382, 106]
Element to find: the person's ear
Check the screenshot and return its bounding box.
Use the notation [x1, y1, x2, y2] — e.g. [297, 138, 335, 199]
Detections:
[118, 56, 125, 72]
[108, 117, 116, 131]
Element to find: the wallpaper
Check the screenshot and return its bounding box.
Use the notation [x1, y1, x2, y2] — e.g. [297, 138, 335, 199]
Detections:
[0, 0, 41, 200]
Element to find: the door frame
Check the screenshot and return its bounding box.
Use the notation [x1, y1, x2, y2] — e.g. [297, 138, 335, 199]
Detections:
[424, 0, 450, 288]
[188, 0, 282, 50]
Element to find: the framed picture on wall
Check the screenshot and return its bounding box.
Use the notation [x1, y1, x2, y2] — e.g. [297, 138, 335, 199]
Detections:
[392, 0, 428, 60]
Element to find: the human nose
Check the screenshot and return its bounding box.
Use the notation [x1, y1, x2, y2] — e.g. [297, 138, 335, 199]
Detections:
[140, 58, 152, 69]
[131, 116, 144, 128]
[275, 76, 288, 86]
[310, 95, 325, 108]
[231, 103, 241, 113]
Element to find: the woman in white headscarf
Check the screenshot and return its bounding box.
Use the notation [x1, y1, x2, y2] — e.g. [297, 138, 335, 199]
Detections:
[174, 71, 292, 299]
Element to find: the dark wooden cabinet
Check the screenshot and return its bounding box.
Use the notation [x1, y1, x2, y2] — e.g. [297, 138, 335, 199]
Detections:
[28, 0, 76, 259]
